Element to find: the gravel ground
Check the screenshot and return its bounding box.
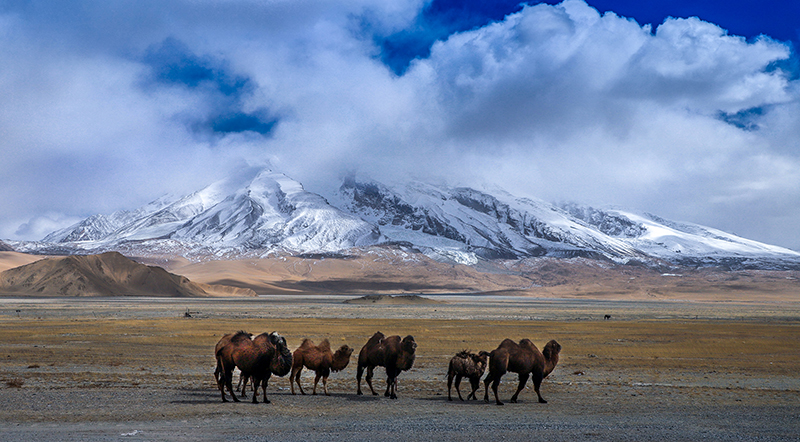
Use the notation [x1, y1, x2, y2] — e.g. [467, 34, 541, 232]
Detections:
[1, 383, 798, 441]
[1, 296, 798, 441]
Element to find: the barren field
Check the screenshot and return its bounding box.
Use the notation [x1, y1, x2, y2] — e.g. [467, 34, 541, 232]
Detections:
[0, 295, 798, 441]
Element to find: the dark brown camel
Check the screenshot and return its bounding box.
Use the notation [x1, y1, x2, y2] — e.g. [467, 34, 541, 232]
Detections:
[483, 339, 561, 405]
[214, 331, 253, 397]
[215, 331, 293, 404]
[290, 338, 353, 396]
[447, 350, 490, 401]
[356, 331, 417, 399]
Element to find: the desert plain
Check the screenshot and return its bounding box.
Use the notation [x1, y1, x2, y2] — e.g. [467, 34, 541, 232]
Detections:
[0, 251, 799, 441]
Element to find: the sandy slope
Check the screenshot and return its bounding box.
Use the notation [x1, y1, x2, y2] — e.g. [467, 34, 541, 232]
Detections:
[3, 249, 800, 302]
[0, 252, 254, 297]
[160, 253, 800, 303]
[0, 251, 46, 273]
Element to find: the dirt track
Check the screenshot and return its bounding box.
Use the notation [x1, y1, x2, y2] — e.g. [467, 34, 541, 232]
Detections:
[1, 296, 799, 441]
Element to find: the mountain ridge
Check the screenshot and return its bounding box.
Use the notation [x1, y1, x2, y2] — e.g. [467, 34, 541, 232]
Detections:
[9, 168, 800, 270]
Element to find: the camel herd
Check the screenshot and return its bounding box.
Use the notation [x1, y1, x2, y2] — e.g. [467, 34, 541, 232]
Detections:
[214, 330, 561, 405]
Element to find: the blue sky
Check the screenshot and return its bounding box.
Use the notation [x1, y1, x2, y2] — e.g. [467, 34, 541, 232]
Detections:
[1, 0, 799, 251]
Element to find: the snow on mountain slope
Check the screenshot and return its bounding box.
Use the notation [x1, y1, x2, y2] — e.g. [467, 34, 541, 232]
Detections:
[171, 170, 380, 251]
[331, 176, 642, 262]
[38, 169, 380, 255]
[561, 204, 800, 262]
[331, 176, 800, 266]
[19, 168, 800, 268]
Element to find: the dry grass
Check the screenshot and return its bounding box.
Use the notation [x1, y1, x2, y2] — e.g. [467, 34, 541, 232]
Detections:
[1, 306, 798, 395]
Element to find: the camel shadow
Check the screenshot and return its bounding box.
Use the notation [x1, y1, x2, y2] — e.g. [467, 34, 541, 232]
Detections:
[419, 395, 489, 405]
[170, 389, 224, 405]
[344, 393, 383, 402]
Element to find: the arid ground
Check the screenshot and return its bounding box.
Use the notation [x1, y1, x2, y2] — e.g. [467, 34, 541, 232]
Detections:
[1, 295, 798, 441]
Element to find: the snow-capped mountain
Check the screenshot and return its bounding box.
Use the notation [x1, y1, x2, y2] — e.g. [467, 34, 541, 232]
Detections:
[329, 175, 800, 268]
[33, 169, 380, 256]
[330, 176, 641, 263]
[16, 168, 800, 269]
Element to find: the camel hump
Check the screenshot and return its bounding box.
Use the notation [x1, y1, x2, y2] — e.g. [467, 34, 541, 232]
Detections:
[519, 338, 538, 350]
[299, 338, 315, 349]
[496, 338, 517, 350]
[231, 330, 252, 343]
[366, 331, 385, 347]
[455, 349, 471, 359]
[318, 339, 331, 351]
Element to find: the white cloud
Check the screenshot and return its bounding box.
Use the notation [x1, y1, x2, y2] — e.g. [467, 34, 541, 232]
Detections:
[1, 0, 799, 251]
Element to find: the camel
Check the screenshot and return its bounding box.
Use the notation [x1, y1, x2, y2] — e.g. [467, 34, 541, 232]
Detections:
[290, 338, 353, 396]
[356, 331, 417, 399]
[447, 350, 490, 401]
[483, 339, 561, 406]
[213, 331, 253, 397]
[215, 330, 293, 404]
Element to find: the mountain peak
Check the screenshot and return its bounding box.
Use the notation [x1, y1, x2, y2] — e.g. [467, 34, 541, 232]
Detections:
[18, 168, 800, 270]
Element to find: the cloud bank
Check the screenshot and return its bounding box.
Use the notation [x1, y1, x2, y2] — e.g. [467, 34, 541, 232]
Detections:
[1, 0, 799, 251]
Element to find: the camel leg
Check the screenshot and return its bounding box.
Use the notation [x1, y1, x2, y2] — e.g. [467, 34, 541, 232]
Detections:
[313, 372, 321, 395]
[510, 372, 530, 403]
[217, 368, 229, 402]
[483, 372, 494, 403]
[468, 376, 480, 400]
[291, 366, 305, 395]
[365, 366, 378, 396]
[454, 374, 464, 401]
[238, 374, 248, 399]
[223, 365, 240, 403]
[322, 375, 329, 396]
[250, 378, 260, 404]
[487, 371, 504, 406]
[385, 376, 395, 399]
[447, 371, 454, 401]
[260, 375, 272, 404]
[532, 372, 547, 403]
[290, 366, 297, 395]
[227, 373, 240, 402]
[356, 364, 364, 395]
[386, 368, 398, 399]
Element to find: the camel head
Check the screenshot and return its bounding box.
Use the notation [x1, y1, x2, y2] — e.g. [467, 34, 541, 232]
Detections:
[397, 335, 416, 371]
[401, 335, 417, 354]
[335, 344, 354, 358]
[473, 350, 490, 366]
[542, 340, 561, 376]
[268, 331, 287, 350]
[543, 340, 561, 361]
[267, 331, 293, 376]
[331, 344, 354, 372]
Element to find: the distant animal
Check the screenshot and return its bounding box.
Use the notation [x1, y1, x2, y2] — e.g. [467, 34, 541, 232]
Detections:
[604, 314, 612, 320]
[214, 331, 253, 397]
[483, 339, 561, 405]
[215, 331, 293, 403]
[356, 331, 417, 399]
[290, 338, 354, 396]
[447, 350, 490, 401]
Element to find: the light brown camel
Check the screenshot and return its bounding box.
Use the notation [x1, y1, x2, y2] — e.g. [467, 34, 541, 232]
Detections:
[215, 330, 293, 404]
[290, 338, 353, 396]
[483, 339, 561, 405]
[214, 331, 253, 397]
[356, 331, 417, 399]
[447, 350, 490, 401]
